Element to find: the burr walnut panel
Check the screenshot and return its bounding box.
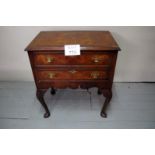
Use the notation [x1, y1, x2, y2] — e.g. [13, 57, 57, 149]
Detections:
[25, 31, 120, 51]
[36, 70, 109, 81]
[34, 53, 112, 66]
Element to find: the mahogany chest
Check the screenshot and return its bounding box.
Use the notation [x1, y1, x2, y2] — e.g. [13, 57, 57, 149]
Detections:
[25, 31, 120, 118]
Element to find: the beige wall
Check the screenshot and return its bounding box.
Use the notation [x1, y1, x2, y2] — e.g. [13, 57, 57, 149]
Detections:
[0, 26, 155, 82]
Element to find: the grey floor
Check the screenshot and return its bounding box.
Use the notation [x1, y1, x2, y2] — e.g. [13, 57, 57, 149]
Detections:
[0, 82, 155, 129]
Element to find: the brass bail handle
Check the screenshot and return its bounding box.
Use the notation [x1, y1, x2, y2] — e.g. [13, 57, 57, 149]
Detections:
[48, 72, 56, 79]
[91, 72, 100, 79]
[47, 56, 55, 63]
[92, 56, 101, 63]
[69, 70, 77, 74]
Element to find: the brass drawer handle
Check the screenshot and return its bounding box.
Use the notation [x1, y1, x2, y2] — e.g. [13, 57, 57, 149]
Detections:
[69, 70, 77, 74]
[91, 72, 100, 79]
[47, 57, 55, 63]
[48, 72, 56, 79]
[92, 56, 101, 63]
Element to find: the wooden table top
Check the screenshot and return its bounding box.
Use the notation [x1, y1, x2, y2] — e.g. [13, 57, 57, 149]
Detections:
[25, 31, 120, 51]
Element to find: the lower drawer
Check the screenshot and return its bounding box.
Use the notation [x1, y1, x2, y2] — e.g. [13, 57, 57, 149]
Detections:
[36, 70, 109, 81]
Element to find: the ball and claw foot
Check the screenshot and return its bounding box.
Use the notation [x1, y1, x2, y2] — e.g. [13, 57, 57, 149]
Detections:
[100, 111, 107, 118]
[44, 112, 50, 118]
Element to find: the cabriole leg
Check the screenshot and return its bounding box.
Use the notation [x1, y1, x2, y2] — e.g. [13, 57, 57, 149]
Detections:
[100, 89, 112, 118]
[36, 89, 50, 118]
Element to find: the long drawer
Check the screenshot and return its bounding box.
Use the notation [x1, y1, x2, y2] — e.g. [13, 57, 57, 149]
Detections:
[34, 53, 112, 66]
[36, 70, 109, 81]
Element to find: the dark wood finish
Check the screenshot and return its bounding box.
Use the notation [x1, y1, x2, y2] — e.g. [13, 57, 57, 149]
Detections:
[34, 53, 112, 66]
[36, 89, 50, 118]
[25, 31, 120, 118]
[101, 89, 112, 117]
[37, 80, 110, 89]
[36, 70, 109, 81]
[25, 31, 120, 51]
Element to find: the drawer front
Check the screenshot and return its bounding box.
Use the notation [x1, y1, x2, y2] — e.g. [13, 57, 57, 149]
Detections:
[36, 70, 109, 81]
[34, 53, 111, 66]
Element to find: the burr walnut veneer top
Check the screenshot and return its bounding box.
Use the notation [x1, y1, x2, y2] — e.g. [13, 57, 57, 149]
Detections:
[25, 31, 120, 51]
